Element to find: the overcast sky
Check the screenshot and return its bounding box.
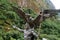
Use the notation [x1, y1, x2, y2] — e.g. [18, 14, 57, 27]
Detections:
[50, 0, 60, 9]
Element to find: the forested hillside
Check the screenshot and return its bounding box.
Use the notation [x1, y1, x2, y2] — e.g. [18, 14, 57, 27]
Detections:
[0, 0, 60, 40]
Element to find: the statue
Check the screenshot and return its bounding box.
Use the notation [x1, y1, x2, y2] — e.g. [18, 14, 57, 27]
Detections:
[11, 6, 52, 40]
[11, 6, 43, 40]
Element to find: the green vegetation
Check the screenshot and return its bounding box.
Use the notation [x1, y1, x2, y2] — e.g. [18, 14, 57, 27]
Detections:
[0, 0, 60, 40]
[40, 19, 60, 40]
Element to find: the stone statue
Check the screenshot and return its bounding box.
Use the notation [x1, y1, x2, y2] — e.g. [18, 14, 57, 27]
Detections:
[11, 6, 43, 40]
[12, 6, 50, 40]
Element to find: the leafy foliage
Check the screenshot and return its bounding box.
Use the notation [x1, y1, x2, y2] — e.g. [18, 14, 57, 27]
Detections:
[40, 19, 60, 40]
[0, 0, 60, 40]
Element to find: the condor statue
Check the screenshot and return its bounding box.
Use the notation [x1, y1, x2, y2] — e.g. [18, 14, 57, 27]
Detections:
[12, 6, 44, 28]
